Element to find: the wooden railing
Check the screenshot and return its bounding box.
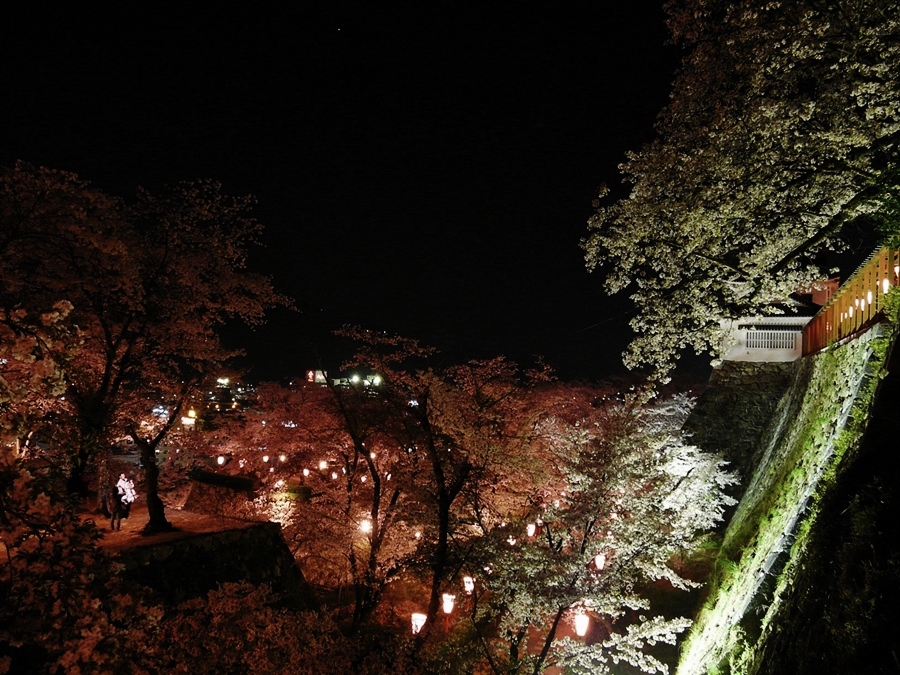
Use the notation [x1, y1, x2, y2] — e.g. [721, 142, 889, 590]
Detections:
[802, 247, 900, 356]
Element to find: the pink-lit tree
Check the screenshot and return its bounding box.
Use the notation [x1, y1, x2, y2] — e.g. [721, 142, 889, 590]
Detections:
[0, 163, 283, 532]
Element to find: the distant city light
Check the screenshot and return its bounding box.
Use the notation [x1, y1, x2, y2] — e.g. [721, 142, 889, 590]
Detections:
[217, 377, 230, 385]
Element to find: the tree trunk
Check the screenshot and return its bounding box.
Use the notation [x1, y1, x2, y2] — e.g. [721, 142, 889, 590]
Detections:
[66, 446, 92, 497]
[139, 442, 173, 534]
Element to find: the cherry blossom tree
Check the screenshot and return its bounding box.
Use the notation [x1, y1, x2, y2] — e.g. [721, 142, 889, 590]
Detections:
[0, 163, 283, 531]
[583, 0, 900, 381]
[440, 390, 736, 675]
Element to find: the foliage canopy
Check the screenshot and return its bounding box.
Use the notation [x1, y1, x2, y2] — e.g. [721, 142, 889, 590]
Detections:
[584, 0, 900, 380]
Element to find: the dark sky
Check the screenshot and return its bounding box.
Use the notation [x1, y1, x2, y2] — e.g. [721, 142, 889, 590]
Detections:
[0, 4, 697, 383]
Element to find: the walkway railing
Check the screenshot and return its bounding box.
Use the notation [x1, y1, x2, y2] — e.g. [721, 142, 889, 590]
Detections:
[802, 247, 900, 356]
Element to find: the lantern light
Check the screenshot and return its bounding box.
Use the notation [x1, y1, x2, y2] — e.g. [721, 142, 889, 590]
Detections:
[442, 594, 456, 614]
[463, 576, 475, 594]
[507, 536, 517, 546]
[303, 468, 310, 477]
[361, 475, 367, 483]
[411, 613, 427, 634]
[595, 553, 606, 570]
[527, 523, 536, 537]
[883, 278, 890, 294]
[360, 519, 372, 534]
[262, 455, 269, 462]
[217, 455, 226, 466]
[868, 290, 873, 304]
[279, 454, 286, 462]
[318, 460, 328, 470]
[574, 612, 590, 637]
[331, 472, 338, 480]
[415, 531, 422, 539]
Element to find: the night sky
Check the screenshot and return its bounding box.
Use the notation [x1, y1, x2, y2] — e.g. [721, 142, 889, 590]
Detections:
[1, 4, 697, 383]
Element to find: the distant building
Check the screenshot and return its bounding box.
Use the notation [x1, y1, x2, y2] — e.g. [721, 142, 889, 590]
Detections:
[720, 316, 812, 362]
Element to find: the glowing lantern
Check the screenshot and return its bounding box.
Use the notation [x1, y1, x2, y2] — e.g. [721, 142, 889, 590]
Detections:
[279, 454, 286, 462]
[303, 468, 310, 477]
[527, 523, 536, 537]
[415, 531, 422, 539]
[594, 553, 606, 570]
[331, 471, 338, 480]
[187, 409, 197, 418]
[360, 519, 372, 534]
[574, 612, 590, 637]
[868, 290, 873, 304]
[262, 455, 269, 463]
[507, 536, 517, 546]
[361, 475, 367, 482]
[318, 460, 328, 470]
[411, 613, 427, 634]
[463, 576, 475, 594]
[883, 278, 891, 294]
[442, 593, 456, 614]
[216, 455, 226, 466]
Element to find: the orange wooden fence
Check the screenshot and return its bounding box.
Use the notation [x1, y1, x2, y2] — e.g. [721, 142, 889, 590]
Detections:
[802, 248, 900, 356]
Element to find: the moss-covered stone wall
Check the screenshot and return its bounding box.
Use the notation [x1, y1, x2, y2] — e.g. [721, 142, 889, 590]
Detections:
[677, 307, 899, 675]
[684, 361, 798, 495]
